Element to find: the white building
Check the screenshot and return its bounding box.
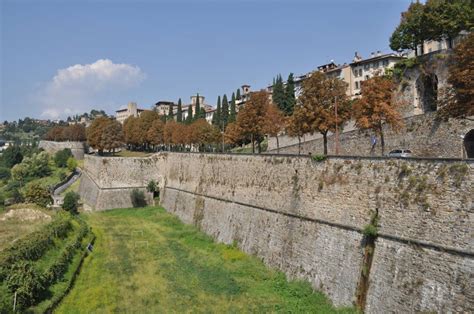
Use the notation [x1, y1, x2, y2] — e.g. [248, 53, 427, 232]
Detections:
[115, 102, 145, 124]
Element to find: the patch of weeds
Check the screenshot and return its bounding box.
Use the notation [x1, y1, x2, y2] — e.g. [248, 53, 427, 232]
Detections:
[384, 175, 390, 183]
[374, 186, 381, 194]
[333, 164, 343, 173]
[318, 181, 324, 192]
[400, 191, 410, 207]
[362, 224, 378, 237]
[354, 163, 363, 175]
[399, 164, 412, 177]
[311, 155, 326, 162]
[449, 163, 468, 187]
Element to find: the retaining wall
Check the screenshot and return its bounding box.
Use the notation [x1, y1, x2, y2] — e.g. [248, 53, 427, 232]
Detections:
[79, 152, 473, 312]
[38, 140, 86, 160]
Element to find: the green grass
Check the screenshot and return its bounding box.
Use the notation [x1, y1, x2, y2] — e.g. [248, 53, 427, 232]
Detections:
[57, 207, 354, 313]
[60, 178, 81, 196]
[114, 150, 153, 157]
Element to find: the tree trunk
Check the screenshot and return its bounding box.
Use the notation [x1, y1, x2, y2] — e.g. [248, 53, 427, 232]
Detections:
[251, 134, 255, 154]
[323, 132, 328, 155]
[276, 136, 280, 154]
[380, 130, 385, 156]
[298, 136, 301, 155]
[257, 140, 261, 154]
[447, 36, 453, 49]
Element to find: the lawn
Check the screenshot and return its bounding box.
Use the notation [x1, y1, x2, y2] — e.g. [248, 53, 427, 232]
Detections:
[57, 207, 354, 313]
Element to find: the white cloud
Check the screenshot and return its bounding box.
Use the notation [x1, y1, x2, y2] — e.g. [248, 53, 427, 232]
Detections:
[36, 59, 145, 119]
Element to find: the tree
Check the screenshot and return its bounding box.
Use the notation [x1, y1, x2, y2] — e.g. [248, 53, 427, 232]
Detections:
[167, 104, 174, 120]
[424, 0, 473, 48]
[147, 119, 165, 150]
[0, 167, 11, 181]
[195, 93, 201, 120]
[234, 91, 269, 153]
[353, 75, 403, 155]
[185, 105, 193, 124]
[212, 96, 221, 127]
[54, 148, 72, 168]
[24, 182, 52, 207]
[87, 117, 109, 155]
[2, 145, 23, 167]
[389, 1, 427, 55]
[221, 94, 229, 130]
[67, 157, 78, 172]
[272, 74, 286, 112]
[286, 106, 310, 155]
[284, 73, 296, 115]
[62, 191, 80, 214]
[440, 33, 474, 118]
[229, 92, 237, 123]
[298, 71, 350, 155]
[236, 88, 241, 100]
[163, 120, 177, 150]
[177, 98, 183, 123]
[130, 189, 146, 208]
[87, 117, 124, 154]
[224, 122, 243, 146]
[100, 119, 124, 153]
[263, 105, 286, 153]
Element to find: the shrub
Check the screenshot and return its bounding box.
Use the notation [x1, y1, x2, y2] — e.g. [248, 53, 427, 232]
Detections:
[11, 188, 24, 204]
[1, 146, 23, 168]
[6, 261, 44, 309]
[0, 167, 11, 181]
[58, 171, 67, 182]
[67, 157, 78, 172]
[311, 154, 326, 162]
[24, 182, 52, 207]
[146, 180, 157, 193]
[54, 148, 72, 168]
[362, 224, 378, 237]
[130, 189, 147, 208]
[62, 191, 80, 214]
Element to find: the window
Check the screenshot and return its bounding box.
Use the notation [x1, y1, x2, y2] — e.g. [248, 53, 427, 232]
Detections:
[383, 60, 389, 66]
[355, 81, 359, 89]
[374, 62, 379, 68]
[365, 75, 369, 80]
[354, 69, 358, 77]
[359, 69, 362, 76]
[364, 64, 370, 70]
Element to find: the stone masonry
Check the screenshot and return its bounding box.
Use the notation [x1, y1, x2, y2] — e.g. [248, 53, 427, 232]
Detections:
[38, 140, 86, 160]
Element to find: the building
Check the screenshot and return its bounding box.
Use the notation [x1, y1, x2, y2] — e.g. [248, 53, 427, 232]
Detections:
[154, 101, 176, 116]
[349, 51, 405, 97]
[181, 95, 214, 121]
[115, 102, 145, 124]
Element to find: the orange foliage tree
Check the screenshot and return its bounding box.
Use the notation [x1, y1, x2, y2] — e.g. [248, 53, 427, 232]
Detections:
[298, 71, 350, 155]
[86, 117, 124, 155]
[263, 104, 286, 153]
[286, 105, 310, 155]
[353, 75, 403, 155]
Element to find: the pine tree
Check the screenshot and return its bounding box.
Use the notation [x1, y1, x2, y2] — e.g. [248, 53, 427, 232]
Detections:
[236, 88, 241, 100]
[272, 75, 285, 112]
[229, 92, 237, 123]
[221, 94, 229, 130]
[185, 105, 193, 124]
[177, 98, 183, 123]
[212, 96, 221, 127]
[195, 93, 201, 120]
[167, 103, 174, 121]
[284, 73, 296, 115]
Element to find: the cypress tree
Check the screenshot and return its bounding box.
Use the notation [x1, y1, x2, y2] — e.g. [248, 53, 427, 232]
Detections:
[212, 96, 221, 127]
[186, 105, 193, 124]
[229, 92, 236, 123]
[236, 88, 241, 100]
[284, 73, 296, 115]
[167, 103, 174, 120]
[195, 93, 201, 120]
[221, 94, 229, 130]
[272, 74, 286, 112]
[177, 98, 183, 123]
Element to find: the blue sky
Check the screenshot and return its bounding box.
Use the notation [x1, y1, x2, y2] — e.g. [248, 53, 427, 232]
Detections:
[1, 0, 412, 121]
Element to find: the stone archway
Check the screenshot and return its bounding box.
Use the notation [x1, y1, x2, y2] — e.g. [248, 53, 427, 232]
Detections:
[464, 129, 474, 158]
[416, 73, 438, 112]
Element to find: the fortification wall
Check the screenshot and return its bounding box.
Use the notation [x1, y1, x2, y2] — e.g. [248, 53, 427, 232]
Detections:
[38, 140, 86, 160]
[79, 152, 473, 312]
[269, 114, 473, 158]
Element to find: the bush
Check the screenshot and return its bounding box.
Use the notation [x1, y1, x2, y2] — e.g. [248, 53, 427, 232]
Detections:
[11, 188, 24, 204]
[362, 224, 378, 237]
[24, 182, 52, 207]
[146, 180, 157, 193]
[130, 189, 147, 208]
[5, 261, 44, 309]
[1, 146, 23, 168]
[58, 171, 67, 182]
[0, 167, 11, 181]
[11, 152, 51, 182]
[54, 148, 72, 168]
[311, 154, 326, 162]
[67, 157, 78, 172]
[62, 191, 80, 213]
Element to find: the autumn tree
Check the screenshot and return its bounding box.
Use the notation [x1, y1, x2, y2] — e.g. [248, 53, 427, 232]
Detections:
[353, 75, 403, 155]
[299, 71, 350, 155]
[87, 117, 124, 155]
[440, 33, 474, 118]
[147, 119, 165, 150]
[234, 91, 269, 153]
[286, 106, 310, 155]
[224, 122, 243, 146]
[163, 120, 177, 150]
[263, 104, 286, 153]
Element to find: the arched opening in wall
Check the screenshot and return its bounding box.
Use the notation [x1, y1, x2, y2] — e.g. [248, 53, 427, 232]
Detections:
[416, 73, 438, 113]
[464, 129, 474, 158]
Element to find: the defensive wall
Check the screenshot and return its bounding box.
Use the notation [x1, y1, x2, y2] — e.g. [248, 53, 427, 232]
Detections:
[79, 152, 473, 312]
[267, 113, 474, 158]
[38, 140, 86, 160]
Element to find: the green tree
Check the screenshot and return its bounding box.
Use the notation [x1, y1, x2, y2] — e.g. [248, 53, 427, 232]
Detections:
[236, 88, 241, 100]
[185, 105, 193, 124]
[6, 261, 44, 309]
[2, 145, 23, 168]
[212, 96, 221, 127]
[0, 167, 11, 181]
[167, 103, 174, 120]
[195, 93, 201, 120]
[389, 1, 427, 55]
[229, 92, 237, 123]
[54, 148, 72, 168]
[221, 94, 229, 130]
[24, 182, 52, 207]
[177, 98, 183, 123]
[284, 73, 296, 115]
[272, 74, 286, 112]
[131, 189, 147, 208]
[62, 191, 80, 213]
[67, 157, 78, 172]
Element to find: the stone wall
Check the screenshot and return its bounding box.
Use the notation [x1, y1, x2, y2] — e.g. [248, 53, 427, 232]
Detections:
[268, 113, 474, 158]
[38, 140, 86, 160]
[79, 152, 473, 312]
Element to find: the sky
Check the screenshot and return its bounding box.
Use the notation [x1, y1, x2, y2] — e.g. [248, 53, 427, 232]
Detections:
[1, 0, 413, 121]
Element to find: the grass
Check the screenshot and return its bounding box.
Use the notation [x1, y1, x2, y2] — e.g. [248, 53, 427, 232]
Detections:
[57, 206, 354, 313]
[60, 178, 81, 196]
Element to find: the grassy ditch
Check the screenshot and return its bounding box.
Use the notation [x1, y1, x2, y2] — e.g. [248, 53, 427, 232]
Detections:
[57, 206, 354, 313]
[0, 211, 94, 313]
